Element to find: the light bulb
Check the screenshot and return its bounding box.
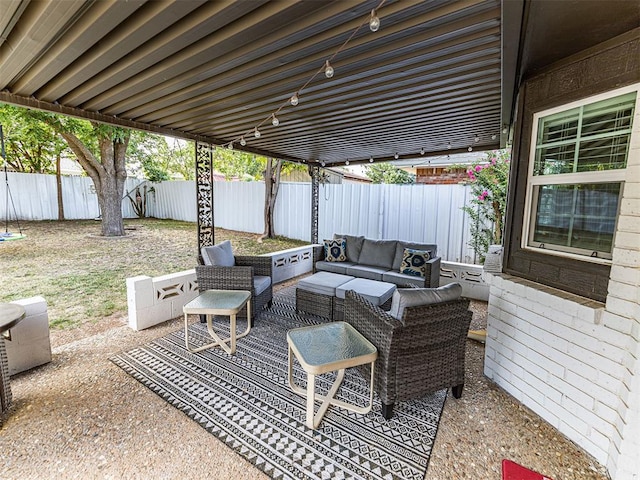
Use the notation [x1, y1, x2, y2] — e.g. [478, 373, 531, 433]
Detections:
[290, 93, 299, 106]
[321, 162, 325, 167]
[474, 135, 480, 143]
[240, 136, 246, 146]
[272, 114, 279, 127]
[447, 142, 451, 149]
[502, 127, 508, 134]
[369, 157, 374, 163]
[345, 160, 350, 165]
[369, 9, 380, 32]
[254, 127, 261, 138]
[491, 134, 497, 140]
[420, 148, 425, 155]
[394, 152, 399, 159]
[324, 60, 334, 78]
[228, 141, 233, 150]
[468, 146, 473, 152]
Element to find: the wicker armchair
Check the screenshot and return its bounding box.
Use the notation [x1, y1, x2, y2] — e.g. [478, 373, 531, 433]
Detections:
[343, 290, 472, 419]
[195, 254, 273, 323]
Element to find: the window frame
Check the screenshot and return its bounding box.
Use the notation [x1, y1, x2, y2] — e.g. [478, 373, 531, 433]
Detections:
[522, 83, 639, 264]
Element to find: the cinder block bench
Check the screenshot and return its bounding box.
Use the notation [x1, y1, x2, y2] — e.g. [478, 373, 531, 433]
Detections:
[5, 296, 52, 375]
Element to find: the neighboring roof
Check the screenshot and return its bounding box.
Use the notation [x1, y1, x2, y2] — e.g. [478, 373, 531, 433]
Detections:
[390, 151, 487, 169]
[0, 1, 637, 167]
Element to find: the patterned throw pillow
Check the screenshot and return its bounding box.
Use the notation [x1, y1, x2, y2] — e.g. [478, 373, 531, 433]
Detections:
[324, 238, 347, 262]
[400, 248, 431, 277]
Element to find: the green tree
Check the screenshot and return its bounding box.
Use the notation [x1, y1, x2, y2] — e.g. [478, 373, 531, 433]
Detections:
[365, 162, 414, 184]
[0, 104, 66, 173]
[455, 150, 510, 262]
[27, 111, 131, 237]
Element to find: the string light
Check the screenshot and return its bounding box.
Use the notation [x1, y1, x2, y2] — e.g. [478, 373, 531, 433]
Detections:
[420, 148, 425, 155]
[369, 9, 380, 32]
[468, 146, 473, 152]
[321, 162, 326, 166]
[394, 152, 399, 159]
[369, 157, 374, 163]
[324, 60, 334, 78]
[223, 0, 386, 156]
[491, 134, 497, 140]
[447, 142, 451, 149]
[345, 160, 350, 165]
[474, 134, 480, 143]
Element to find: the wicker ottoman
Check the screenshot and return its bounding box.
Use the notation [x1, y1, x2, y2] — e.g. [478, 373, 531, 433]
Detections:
[333, 278, 396, 320]
[296, 272, 354, 319]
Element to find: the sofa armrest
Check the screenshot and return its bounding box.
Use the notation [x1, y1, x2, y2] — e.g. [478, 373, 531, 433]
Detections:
[196, 265, 254, 292]
[235, 255, 272, 277]
[312, 244, 325, 272]
[424, 256, 441, 288]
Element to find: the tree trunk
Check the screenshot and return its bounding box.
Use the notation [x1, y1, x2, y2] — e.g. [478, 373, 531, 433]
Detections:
[261, 157, 282, 239]
[58, 129, 129, 237]
[56, 153, 64, 220]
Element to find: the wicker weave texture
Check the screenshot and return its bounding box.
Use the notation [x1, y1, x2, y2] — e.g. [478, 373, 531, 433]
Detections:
[196, 256, 273, 320]
[295, 288, 334, 320]
[344, 290, 472, 406]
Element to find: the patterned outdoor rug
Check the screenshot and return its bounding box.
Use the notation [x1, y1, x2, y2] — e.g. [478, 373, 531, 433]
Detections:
[111, 286, 446, 480]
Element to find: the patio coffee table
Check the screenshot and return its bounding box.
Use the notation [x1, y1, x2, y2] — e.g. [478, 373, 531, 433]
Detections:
[287, 321, 377, 429]
[183, 290, 251, 355]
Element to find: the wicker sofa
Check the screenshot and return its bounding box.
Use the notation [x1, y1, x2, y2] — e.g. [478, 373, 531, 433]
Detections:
[343, 284, 472, 419]
[313, 234, 441, 288]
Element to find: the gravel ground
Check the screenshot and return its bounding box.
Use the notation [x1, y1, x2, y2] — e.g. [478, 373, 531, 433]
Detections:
[0, 288, 610, 480]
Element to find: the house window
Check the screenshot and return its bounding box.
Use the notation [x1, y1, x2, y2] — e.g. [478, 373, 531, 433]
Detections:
[524, 87, 638, 261]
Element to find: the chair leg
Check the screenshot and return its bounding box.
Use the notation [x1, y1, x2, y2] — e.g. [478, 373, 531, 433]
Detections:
[382, 402, 394, 420]
[452, 384, 464, 398]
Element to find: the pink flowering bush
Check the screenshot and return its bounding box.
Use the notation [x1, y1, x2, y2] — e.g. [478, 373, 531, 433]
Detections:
[454, 150, 510, 262]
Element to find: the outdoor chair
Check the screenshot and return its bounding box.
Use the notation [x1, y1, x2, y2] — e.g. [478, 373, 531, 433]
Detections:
[196, 241, 273, 322]
[343, 287, 472, 419]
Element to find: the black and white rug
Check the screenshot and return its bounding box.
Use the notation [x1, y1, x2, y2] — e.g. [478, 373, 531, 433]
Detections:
[111, 287, 446, 480]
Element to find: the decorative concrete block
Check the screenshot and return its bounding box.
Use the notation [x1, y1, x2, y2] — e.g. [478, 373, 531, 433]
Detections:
[5, 297, 51, 375]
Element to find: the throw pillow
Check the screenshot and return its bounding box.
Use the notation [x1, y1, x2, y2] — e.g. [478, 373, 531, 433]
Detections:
[201, 240, 235, 266]
[389, 283, 462, 320]
[400, 248, 431, 277]
[324, 238, 347, 262]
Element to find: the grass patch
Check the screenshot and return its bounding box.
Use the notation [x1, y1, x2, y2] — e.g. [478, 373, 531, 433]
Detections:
[0, 219, 307, 330]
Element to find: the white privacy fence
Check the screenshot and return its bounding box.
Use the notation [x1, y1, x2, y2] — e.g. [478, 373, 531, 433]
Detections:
[1, 172, 478, 263]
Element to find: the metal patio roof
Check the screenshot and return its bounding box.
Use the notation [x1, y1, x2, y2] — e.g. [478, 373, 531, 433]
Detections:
[0, 0, 637, 166]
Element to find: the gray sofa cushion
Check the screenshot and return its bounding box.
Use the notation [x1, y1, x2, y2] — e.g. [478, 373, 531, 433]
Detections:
[382, 271, 427, 287]
[358, 239, 397, 269]
[315, 260, 356, 275]
[335, 278, 396, 305]
[201, 240, 235, 266]
[254, 275, 272, 296]
[297, 272, 354, 296]
[345, 264, 389, 281]
[392, 241, 437, 271]
[389, 282, 462, 320]
[334, 234, 365, 263]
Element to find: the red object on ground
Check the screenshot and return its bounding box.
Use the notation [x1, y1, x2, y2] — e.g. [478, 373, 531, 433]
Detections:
[502, 459, 554, 480]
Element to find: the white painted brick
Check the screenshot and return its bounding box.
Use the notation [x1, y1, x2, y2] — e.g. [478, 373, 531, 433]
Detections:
[566, 343, 626, 378]
[595, 401, 621, 425]
[607, 296, 639, 320]
[551, 349, 597, 379]
[614, 231, 640, 251]
[609, 264, 640, 285]
[612, 247, 640, 268]
[607, 280, 639, 304]
[525, 348, 566, 379]
[528, 323, 570, 353]
[616, 215, 640, 234]
[549, 376, 595, 411]
[602, 311, 634, 335]
[619, 198, 640, 216]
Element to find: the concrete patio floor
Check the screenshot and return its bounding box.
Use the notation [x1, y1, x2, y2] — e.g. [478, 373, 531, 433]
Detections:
[0, 283, 610, 480]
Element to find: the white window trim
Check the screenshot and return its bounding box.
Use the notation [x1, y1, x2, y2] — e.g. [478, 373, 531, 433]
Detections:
[522, 82, 640, 264]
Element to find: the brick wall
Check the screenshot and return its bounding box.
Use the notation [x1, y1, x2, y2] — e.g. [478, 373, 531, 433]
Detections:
[485, 95, 640, 479]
